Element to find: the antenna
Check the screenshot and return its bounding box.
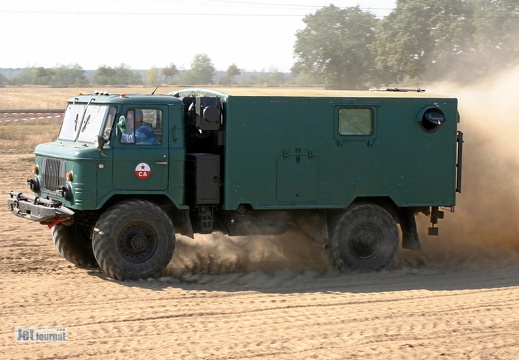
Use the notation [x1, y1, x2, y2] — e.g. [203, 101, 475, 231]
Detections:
[151, 75, 170, 95]
[369, 87, 425, 92]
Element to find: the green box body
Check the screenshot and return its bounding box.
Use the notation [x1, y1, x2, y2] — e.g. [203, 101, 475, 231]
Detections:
[217, 91, 459, 210]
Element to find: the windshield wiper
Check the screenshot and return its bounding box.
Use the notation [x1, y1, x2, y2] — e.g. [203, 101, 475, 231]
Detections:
[75, 98, 95, 141]
[81, 115, 91, 132]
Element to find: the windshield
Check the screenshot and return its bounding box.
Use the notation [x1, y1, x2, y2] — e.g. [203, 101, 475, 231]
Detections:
[58, 103, 110, 143]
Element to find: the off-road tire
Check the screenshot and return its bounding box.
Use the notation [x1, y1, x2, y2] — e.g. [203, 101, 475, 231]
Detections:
[52, 223, 98, 268]
[92, 199, 175, 280]
[328, 204, 399, 272]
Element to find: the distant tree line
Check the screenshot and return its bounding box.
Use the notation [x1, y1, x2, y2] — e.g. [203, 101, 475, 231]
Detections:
[0, 53, 290, 88]
[1, 0, 516, 90]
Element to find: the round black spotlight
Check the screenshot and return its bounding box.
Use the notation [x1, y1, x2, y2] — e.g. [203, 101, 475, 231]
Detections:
[28, 177, 40, 193]
[418, 107, 445, 132]
[61, 184, 73, 201]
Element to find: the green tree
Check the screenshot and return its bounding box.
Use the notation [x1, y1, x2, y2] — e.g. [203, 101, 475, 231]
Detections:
[266, 68, 285, 86]
[9, 68, 33, 85]
[92, 65, 117, 85]
[291, 71, 324, 87]
[10, 67, 53, 85]
[162, 63, 179, 84]
[245, 70, 268, 86]
[374, 0, 475, 84]
[146, 66, 159, 86]
[471, 0, 519, 77]
[53, 64, 87, 86]
[219, 64, 241, 85]
[293, 5, 379, 89]
[181, 54, 216, 85]
[34, 67, 55, 85]
[92, 64, 142, 86]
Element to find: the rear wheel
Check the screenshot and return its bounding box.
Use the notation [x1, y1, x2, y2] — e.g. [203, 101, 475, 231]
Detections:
[92, 199, 175, 280]
[52, 223, 98, 268]
[328, 204, 399, 272]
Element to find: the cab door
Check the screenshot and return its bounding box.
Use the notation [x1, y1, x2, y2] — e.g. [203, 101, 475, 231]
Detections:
[113, 106, 168, 191]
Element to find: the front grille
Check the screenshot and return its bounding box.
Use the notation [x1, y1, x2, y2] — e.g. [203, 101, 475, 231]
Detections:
[41, 157, 66, 192]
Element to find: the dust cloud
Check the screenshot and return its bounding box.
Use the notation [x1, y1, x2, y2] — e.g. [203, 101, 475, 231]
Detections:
[168, 66, 519, 279]
[401, 64, 519, 269]
[167, 229, 332, 281]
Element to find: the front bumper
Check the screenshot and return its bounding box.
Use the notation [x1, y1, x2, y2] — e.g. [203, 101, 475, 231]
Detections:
[7, 191, 74, 224]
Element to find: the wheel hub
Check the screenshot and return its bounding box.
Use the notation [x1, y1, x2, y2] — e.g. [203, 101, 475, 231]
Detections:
[117, 223, 158, 264]
[130, 234, 148, 252]
[349, 224, 381, 261]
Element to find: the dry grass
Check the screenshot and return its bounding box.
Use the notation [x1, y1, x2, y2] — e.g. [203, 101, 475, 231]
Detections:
[0, 120, 60, 153]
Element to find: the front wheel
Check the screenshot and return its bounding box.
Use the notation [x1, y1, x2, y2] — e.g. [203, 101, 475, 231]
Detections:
[92, 199, 175, 280]
[328, 204, 399, 272]
[52, 223, 98, 268]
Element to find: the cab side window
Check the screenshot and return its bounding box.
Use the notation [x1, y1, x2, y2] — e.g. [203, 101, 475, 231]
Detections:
[121, 108, 162, 145]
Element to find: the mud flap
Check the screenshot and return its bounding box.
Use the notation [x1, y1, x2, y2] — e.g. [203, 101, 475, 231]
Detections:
[399, 207, 421, 250]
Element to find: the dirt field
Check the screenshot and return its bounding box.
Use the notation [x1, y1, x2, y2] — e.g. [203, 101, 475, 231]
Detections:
[2, 76, 519, 359]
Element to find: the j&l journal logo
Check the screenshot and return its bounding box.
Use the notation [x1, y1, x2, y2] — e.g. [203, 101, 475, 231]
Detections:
[15, 326, 68, 342]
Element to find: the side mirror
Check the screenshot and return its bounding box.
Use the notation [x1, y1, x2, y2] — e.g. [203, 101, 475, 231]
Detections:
[95, 135, 107, 151]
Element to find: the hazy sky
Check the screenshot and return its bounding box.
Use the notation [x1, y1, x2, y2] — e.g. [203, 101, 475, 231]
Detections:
[1, 0, 395, 72]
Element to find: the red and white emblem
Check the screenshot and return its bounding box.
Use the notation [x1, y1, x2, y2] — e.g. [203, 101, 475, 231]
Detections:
[134, 163, 151, 179]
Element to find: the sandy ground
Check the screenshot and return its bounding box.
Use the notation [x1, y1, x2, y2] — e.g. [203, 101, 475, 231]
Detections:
[2, 74, 519, 358]
[2, 154, 519, 360]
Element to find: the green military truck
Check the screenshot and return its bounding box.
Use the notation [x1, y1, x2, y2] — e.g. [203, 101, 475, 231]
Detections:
[8, 88, 463, 280]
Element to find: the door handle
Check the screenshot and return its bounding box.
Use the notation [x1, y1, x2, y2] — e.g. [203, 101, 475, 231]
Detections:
[155, 161, 168, 165]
